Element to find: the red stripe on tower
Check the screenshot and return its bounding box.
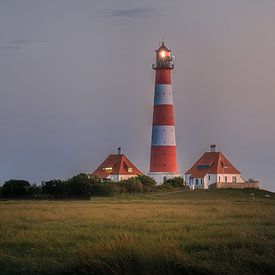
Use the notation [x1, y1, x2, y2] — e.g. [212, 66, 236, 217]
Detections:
[148, 42, 179, 184]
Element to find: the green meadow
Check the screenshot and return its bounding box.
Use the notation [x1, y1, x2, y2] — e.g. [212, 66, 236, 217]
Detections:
[0, 189, 274, 274]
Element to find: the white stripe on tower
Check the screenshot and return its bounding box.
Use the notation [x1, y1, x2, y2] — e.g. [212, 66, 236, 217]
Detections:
[154, 84, 173, 105]
[151, 126, 176, 146]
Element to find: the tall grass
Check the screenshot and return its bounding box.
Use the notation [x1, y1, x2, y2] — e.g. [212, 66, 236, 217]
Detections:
[0, 189, 274, 274]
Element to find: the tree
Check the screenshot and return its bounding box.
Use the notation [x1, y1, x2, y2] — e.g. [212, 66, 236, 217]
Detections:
[67, 174, 101, 198]
[1, 180, 31, 198]
[42, 180, 67, 198]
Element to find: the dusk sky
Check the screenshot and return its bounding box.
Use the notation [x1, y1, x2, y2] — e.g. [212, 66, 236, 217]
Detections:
[1, 0, 275, 191]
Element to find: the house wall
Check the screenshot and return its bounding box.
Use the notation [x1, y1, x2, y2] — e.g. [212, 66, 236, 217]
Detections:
[204, 174, 217, 188]
[216, 174, 244, 183]
[185, 175, 206, 189]
[118, 175, 138, 181]
[109, 174, 138, 182]
[185, 173, 245, 190]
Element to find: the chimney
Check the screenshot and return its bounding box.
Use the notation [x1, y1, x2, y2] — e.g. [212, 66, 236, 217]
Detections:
[210, 145, 216, 152]
[117, 147, 121, 155]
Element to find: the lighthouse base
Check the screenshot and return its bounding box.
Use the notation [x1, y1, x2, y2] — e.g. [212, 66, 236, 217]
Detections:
[148, 172, 180, 185]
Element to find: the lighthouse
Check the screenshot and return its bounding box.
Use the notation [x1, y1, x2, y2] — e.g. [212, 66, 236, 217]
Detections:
[148, 42, 179, 184]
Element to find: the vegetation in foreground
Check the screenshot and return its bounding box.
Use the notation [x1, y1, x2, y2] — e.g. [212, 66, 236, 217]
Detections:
[0, 174, 185, 199]
[0, 189, 274, 274]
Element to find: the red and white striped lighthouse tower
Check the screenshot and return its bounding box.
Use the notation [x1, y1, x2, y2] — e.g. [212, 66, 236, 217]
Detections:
[148, 42, 179, 184]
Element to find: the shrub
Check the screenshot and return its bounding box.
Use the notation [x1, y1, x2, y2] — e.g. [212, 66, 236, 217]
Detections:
[1, 179, 31, 198]
[67, 174, 100, 198]
[163, 177, 186, 188]
[120, 177, 143, 193]
[42, 179, 67, 198]
[137, 175, 157, 192]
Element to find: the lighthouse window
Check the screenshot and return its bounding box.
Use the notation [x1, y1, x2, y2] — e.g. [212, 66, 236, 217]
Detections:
[163, 129, 165, 131]
[163, 92, 165, 95]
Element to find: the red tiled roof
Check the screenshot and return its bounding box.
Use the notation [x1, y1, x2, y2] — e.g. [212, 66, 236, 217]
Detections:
[185, 152, 241, 178]
[92, 154, 142, 179]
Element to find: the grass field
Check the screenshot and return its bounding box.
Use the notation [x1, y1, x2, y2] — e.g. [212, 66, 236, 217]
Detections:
[0, 189, 274, 274]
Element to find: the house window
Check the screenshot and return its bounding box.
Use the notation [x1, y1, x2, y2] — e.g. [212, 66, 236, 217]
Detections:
[201, 179, 204, 185]
[219, 176, 220, 182]
[127, 167, 133, 173]
[225, 176, 227, 183]
[195, 179, 199, 185]
[208, 175, 211, 181]
[232, 176, 237, 183]
[102, 167, 112, 171]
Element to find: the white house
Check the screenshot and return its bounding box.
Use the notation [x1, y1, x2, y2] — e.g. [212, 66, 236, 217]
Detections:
[184, 145, 248, 189]
[92, 148, 142, 181]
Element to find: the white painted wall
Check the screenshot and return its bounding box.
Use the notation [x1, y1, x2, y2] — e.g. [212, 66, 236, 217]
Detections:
[148, 172, 179, 185]
[108, 174, 138, 182]
[118, 175, 137, 181]
[216, 174, 244, 183]
[185, 173, 245, 189]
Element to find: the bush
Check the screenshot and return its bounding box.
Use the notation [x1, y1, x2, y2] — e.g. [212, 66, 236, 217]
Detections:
[42, 180, 67, 198]
[67, 174, 101, 198]
[163, 177, 186, 188]
[137, 175, 157, 192]
[119, 177, 143, 193]
[1, 180, 31, 198]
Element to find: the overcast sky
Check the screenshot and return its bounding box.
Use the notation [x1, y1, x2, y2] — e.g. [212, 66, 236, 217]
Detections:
[0, 0, 275, 191]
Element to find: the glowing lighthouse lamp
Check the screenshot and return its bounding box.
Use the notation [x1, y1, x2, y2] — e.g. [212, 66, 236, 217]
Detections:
[160, 50, 166, 58]
[148, 42, 179, 184]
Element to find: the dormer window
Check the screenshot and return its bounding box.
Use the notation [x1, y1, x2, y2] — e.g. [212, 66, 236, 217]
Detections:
[102, 167, 112, 171]
[197, 164, 209, 169]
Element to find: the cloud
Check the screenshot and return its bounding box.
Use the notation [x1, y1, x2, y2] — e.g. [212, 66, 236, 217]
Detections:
[0, 40, 47, 50]
[108, 8, 153, 19]
[10, 40, 31, 44]
[0, 46, 20, 50]
[10, 40, 47, 45]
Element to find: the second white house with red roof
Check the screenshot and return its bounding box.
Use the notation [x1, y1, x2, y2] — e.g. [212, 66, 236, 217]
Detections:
[184, 145, 260, 189]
